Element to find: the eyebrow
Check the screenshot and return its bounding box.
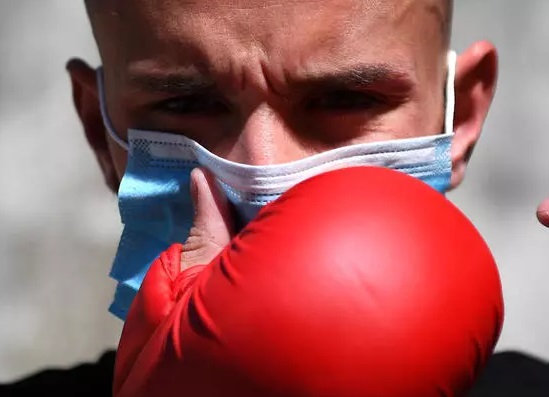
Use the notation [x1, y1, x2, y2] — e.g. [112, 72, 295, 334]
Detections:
[128, 72, 218, 95]
[290, 64, 416, 94]
[127, 63, 415, 97]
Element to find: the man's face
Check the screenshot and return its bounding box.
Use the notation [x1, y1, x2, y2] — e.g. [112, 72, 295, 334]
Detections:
[70, 0, 496, 192]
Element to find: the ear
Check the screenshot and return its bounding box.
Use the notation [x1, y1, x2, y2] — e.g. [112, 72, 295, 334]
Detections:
[66, 58, 120, 193]
[450, 41, 498, 189]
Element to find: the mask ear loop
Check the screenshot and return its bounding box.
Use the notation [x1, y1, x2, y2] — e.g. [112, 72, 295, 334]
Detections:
[444, 51, 457, 134]
[96, 67, 130, 151]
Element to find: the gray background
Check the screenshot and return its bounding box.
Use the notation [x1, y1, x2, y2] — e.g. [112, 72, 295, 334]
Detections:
[0, 0, 547, 381]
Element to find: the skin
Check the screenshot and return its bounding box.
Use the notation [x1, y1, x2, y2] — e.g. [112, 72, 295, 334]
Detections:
[67, 0, 499, 265]
[537, 199, 549, 227]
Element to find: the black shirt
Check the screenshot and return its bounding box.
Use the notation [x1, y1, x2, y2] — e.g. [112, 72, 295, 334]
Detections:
[468, 351, 549, 397]
[0, 350, 548, 396]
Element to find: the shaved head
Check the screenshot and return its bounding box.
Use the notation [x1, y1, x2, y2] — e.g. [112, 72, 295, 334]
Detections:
[85, 0, 454, 43]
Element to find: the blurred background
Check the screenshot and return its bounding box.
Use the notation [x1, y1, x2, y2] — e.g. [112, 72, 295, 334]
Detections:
[0, 0, 548, 382]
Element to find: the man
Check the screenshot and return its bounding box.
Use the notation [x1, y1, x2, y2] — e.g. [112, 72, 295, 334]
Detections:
[0, 0, 547, 396]
[71, 0, 494, 319]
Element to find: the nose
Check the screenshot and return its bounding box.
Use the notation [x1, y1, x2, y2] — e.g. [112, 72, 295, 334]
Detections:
[228, 104, 310, 166]
[536, 197, 549, 227]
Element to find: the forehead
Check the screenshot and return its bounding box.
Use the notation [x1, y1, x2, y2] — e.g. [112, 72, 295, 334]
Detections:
[91, 0, 446, 79]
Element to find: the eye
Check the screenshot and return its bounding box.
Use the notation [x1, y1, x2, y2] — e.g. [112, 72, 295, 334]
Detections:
[154, 95, 230, 115]
[307, 90, 384, 112]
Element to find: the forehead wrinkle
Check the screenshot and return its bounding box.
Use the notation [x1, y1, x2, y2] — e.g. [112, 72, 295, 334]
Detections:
[87, 0, 450, 86]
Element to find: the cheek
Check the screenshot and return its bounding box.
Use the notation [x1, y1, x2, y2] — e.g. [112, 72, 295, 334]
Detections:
[107, 137, 128, 181]
[367, 99, 444, 141]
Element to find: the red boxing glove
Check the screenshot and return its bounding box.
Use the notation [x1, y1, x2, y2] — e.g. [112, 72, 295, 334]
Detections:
[114, 167, 504, 397]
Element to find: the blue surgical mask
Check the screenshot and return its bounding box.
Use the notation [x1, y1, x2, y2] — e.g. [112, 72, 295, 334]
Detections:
[98, 51, 457, 321]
